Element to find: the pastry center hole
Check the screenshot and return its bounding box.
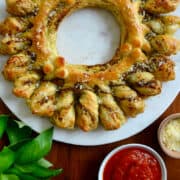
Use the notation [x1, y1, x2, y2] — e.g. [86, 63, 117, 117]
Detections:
[57, 8, 120, 65]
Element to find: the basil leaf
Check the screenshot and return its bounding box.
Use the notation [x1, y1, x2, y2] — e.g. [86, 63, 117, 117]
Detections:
[6, 120, 32, 145]
[0, 115, 8, 138]
[8, 138, 32, 151]
[14, 164, 62, 178]
[37, 158, 53, 168]
[6, 168, 38, 180]
[0, 174, 20, 180]
[15, 127, 53, 164]
[0, 147, 15, 173]
[17, 174, 39, 180]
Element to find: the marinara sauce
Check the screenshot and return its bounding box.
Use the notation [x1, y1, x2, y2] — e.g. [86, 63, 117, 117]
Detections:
[103, 148, 162, 180]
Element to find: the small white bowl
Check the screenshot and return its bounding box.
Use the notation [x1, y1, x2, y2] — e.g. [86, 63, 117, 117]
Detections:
[158, 113, 180, 159]
[98, 144, 167, 180]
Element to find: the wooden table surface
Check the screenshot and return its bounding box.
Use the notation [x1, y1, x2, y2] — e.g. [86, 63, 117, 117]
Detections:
[0, 93, 179, 180]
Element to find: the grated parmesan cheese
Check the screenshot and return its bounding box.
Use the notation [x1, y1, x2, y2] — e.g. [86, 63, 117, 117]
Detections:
[162, 118, 180, 152]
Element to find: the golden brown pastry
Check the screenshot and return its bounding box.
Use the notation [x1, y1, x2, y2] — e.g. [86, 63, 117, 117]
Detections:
[3, 53, 31, 81]
[13, 71, 40, 99]
[113, 85, 145, 117]
[0, 16, 31, 35]
[126, 72, 162, 96]
[76, 90, 99, 131]
[149, 55, 175, 81]
[6, 0, 41, 16]
[150, 35, 180, 55]
[129, 54, 175, 82]
[28, 82, 57, 117]
[0, 35, 30, 55]
[98, 85, 126, 130]
[145, 16, 180, 35]
[0, 0, 180, 131]
[144, 0, 179, 14]
[52, 90, 75, 129]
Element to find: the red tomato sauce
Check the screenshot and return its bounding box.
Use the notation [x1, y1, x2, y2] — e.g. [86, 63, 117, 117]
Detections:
[103, 148, 162, 180]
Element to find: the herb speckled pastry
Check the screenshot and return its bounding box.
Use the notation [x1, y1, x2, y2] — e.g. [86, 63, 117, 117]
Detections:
[0, 0, 180, 131]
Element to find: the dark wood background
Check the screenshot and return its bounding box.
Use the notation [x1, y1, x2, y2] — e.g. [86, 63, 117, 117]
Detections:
[0, 93, 179, 180]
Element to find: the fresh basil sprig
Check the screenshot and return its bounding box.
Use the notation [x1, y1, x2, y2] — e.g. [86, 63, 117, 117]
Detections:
[0, 174, 20, 180]
[0, 114, 62, 179]
[0, 147, 15, 173]
[8, 163, 62, 178]
[6, 120, 32, 145]
[16, 127, 53, 164]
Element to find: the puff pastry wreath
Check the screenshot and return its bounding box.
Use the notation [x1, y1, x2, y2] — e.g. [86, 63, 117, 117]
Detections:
[0, 0, 180, 131]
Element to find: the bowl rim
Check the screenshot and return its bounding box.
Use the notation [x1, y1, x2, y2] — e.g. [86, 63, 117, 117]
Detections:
[158, 113, 180, 159]
[98, 143, 167, 180]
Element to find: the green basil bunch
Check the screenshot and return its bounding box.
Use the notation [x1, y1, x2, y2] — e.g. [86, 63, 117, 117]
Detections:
[0, 115, 62, 180]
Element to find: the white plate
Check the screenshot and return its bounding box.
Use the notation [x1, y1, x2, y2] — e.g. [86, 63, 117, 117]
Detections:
[0, 1, 180, 146]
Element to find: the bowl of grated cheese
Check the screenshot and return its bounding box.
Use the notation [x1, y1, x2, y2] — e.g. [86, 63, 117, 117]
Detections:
[158, 113, 180, 159]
